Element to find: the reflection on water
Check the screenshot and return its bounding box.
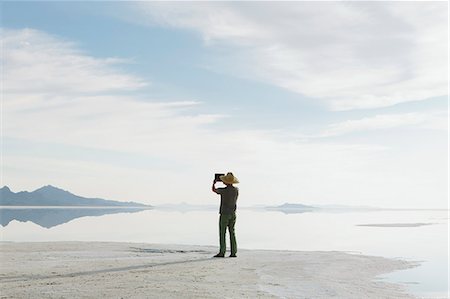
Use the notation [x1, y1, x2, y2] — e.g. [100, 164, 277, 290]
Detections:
[0, 207, 147, 228]
[0, 208, 447, 297]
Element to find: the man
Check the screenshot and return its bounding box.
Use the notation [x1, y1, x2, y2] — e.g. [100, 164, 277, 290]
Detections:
[212, 172, 239, 258]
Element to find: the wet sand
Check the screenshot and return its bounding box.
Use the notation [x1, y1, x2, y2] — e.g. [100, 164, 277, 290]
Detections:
[0, 242, 417, 298]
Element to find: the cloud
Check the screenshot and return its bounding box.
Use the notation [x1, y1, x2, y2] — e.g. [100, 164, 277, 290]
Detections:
[2, 27, 447, 208]
[2, 28, 225, 156]
[3, 28, 146, 95]
[322, 111, 447, 137]
[130, 2, 448, 110]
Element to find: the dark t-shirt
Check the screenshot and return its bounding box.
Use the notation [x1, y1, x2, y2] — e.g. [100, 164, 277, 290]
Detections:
[217, 185, 239, 215]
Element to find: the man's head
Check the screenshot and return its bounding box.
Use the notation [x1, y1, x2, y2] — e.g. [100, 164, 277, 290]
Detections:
[220, 172, 239, 185]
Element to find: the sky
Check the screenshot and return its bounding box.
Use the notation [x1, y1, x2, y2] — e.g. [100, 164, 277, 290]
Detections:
[1, 1, 448, 209]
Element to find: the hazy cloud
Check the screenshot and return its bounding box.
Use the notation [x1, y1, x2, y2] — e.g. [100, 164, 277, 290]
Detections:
[131, 2, 448, 110]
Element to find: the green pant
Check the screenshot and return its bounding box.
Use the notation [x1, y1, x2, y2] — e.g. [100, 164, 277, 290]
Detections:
[219, 213, 237, 255]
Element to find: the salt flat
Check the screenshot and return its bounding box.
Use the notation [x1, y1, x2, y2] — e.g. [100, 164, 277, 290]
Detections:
[0, 242, 417, 298]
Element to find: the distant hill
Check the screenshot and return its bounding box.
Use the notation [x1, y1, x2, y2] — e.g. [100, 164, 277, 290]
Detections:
[264, 203, 384, 214]
[156, 202, 216, 211]
[0, 185, 150, 207]
[265, 203, 318, 214]
[314, 204, 381, 211]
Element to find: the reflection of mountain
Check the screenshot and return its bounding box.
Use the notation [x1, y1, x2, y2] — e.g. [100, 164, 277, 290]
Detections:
[0, 185, 150, 207]
[0, 207, 147, 228]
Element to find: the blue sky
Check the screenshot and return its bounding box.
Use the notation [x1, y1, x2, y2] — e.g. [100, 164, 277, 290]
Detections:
[2, 1, 448, 208]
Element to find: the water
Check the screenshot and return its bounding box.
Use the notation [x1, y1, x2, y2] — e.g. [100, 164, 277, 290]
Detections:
[0, 207, 448, 298]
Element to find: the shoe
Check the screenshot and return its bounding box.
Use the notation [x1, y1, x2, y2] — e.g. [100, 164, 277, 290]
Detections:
[213, 253, 225, 258]
[229, 254, 237, 258]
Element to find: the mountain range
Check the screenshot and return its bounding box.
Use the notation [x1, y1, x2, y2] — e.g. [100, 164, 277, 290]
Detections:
[0, 185, 149, 207]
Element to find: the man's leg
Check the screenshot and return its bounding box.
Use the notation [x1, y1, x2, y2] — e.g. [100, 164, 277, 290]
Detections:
[228, 213, 237, 256]
[219, 214, 228, 255]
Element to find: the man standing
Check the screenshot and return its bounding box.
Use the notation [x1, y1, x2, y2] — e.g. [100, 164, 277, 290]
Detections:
[212, 172, 239, 258]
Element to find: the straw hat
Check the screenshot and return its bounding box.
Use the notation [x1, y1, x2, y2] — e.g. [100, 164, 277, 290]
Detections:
[220, 172, 239, 184]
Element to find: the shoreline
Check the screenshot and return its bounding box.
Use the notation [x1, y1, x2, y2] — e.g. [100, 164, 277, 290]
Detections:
[0, 241, 418, 298]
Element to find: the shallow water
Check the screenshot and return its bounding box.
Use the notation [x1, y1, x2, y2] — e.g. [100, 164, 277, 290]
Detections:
[0, 207, 448, 297]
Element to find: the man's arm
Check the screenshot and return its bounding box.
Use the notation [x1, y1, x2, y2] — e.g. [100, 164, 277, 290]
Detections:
[212, 180, 220, 194]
